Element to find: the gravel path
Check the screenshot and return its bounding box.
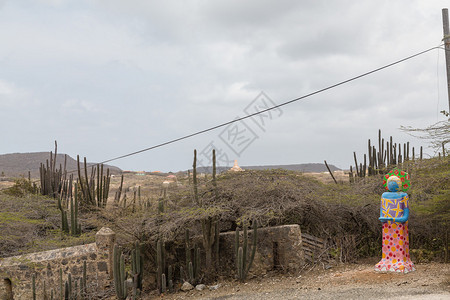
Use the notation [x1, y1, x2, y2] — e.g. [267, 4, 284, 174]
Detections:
[157, 262, 450, 300]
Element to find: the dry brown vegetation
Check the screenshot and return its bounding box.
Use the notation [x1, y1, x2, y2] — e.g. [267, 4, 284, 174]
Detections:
[0, 156, 448, 298]
[1, 157, 448, 261]
[98, 157, 448, 268]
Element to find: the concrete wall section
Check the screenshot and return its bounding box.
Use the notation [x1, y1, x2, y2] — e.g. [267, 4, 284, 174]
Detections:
[218, 224, 304, 276]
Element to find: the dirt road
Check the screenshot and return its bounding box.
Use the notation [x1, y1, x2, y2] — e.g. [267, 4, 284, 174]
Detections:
[158, 262, 450, 300]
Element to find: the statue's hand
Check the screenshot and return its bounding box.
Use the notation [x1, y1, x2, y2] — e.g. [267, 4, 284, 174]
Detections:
[379, 217, 393, 222]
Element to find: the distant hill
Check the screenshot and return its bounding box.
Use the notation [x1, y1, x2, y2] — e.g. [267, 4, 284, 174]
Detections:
[194, 163, 341, 174]
[0, 152, 122, 178]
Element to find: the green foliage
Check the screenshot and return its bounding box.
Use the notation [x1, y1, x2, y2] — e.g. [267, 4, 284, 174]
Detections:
[2, 178, 35, 197]
[410, 248, 437, 263]
[0, 212, 46, 225]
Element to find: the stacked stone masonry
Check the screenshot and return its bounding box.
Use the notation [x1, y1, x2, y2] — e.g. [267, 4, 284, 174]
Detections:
[0, 224, 305, 298]
[0, 227, 115, 299]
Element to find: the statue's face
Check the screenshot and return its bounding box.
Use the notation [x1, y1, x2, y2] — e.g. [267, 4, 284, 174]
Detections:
[387, 176, 402, 192]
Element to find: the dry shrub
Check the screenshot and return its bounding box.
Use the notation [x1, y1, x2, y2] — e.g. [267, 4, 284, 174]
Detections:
[108, 169, 383, 264]
[103, 158, 449, 266]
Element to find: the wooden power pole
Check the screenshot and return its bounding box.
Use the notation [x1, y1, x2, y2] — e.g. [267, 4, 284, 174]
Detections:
[443, 8, 450, 112]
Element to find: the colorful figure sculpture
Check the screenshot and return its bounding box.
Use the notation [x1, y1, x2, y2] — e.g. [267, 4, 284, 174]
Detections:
[375, 169, 415, 273]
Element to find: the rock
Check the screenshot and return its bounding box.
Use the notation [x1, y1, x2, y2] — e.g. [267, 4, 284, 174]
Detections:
[209, 284, 221, 291]
[181, 281, 194, 291]
[195, 284, 206, 291]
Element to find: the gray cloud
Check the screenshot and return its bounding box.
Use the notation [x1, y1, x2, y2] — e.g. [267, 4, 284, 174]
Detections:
[0, 0, 448, 171]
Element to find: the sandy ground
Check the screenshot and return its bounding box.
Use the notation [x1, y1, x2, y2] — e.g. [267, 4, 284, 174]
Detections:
[153, 262, 450, 300]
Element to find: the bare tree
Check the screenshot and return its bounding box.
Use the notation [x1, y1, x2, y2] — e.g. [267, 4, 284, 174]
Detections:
[401, 119, 449, 155]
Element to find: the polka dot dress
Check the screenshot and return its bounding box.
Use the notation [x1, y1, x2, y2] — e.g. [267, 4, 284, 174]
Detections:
[375, 221, 415, 273]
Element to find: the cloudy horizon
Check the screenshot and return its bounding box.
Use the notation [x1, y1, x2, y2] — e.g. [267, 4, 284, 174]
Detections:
[0, 1, 449, 172]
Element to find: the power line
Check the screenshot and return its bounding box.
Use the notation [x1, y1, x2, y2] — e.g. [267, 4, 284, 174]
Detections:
[98, 45, 442, 165]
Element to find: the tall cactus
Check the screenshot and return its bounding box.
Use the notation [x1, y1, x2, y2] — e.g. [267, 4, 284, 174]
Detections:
[192, 149, 221, 279]
[32, 273, 36, 300]
[184, 229, 201, 284]
[113, 245, 127, 300]
[156, 238, 166, 293]
[131, 241, 143, 296]
[168, 265, 173, 292]
[60, 207, 69, 234]
[60, 182, 81, 236]
[161, 274, 167, 293]
[351, 129, 420, 183]
[80, 261, 87, 300]
[114, 174, 124, 205]
[39, 141, 64, 198]
[95, 163, 111, 208]
[187, 248, 200, 284]
[69, 189, 81, 236]
[188, 261, 194, 283]
[194, 245, 200, 281]
[235, 220, 258, 282]
[64, 281, 69, 300]
[76, 156, 111, 208]
[185, 229, 191, 280]
[59, 268, 63, 300]
[193, 149, 199, 205]
[67, 273, 72, 300]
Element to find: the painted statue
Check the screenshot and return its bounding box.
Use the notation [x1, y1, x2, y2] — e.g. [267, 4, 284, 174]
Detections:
[375, 169, 415, 273]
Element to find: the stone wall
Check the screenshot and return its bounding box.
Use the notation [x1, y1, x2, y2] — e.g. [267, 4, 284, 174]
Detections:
[0, 227, 115, 300]
[0, 224, 304, 298]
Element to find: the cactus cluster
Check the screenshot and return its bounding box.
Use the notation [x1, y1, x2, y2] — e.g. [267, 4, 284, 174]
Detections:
[191, 149, 221, 277]
[59, 181, 81, 236]
[113, 242, 145, 299]
[39, 141, 64, 198]
[116, 182, 145, 212]
[350, 130, 420, 182]
[235, 220, 258, 282]
[77, 156, 111, 208]
[154, 237, 174, 294]
[114, 174, 124, 205]
[38, 142, 73, 201]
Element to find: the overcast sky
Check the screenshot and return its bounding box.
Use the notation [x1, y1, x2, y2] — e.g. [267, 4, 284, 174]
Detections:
[0, 0, 449, 172]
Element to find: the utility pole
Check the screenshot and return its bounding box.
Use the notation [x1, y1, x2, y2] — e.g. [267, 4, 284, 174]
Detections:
[443, 8, 450, 112]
